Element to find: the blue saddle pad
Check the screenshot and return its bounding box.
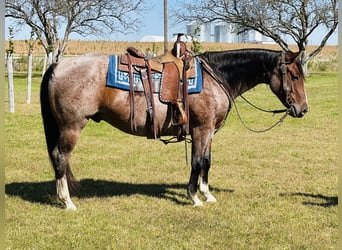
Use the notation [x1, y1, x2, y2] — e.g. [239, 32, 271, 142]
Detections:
[106, 55, 202, 93]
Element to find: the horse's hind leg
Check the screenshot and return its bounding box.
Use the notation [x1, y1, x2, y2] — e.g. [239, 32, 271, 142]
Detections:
[51, 127, 81, 210]
[56, 174, 76, 210]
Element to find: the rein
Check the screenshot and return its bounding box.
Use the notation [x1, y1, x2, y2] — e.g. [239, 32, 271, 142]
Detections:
[239, 95, 287, 114]
[232, 51, 291, 133]
[233, 97, 289, 133]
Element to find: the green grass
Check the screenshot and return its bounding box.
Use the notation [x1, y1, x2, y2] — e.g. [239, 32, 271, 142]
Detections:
[5, 71, 337, 249]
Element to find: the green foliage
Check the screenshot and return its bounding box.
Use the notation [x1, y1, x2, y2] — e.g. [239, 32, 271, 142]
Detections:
[25, 28, 38, 53]
[307, 58, 338, 72]
[5, 72, 337, 249]
[187, 26, 203, 54]
[11, 56, 45, 72]
[145, 42, 160, 57]
[47, 44, 54, 53]
[6, 27, 15, 56]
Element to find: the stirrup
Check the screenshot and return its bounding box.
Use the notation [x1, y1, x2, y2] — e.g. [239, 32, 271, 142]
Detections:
[173, 101, 187, 125]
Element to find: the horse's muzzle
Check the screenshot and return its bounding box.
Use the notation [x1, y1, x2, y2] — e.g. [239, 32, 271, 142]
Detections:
[289, 104, 308, 118]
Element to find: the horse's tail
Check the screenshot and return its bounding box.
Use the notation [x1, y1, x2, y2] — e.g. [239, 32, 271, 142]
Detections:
[40, 64, 79, 193]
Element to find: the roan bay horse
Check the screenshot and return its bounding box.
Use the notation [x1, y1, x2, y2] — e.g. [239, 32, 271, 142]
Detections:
[40, 48, 308, 210]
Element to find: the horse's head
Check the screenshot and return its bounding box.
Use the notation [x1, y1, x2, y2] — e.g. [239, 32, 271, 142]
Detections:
[270, 51, 308, 118]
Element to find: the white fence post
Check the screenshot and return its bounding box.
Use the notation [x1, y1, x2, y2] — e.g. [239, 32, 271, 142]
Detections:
[26, 51, 33, 104]
[7, 54, 14, 113]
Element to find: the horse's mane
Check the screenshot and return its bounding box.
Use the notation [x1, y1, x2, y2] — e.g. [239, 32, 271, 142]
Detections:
[199, 49, 304, 92]
[200, 48, 280, 83]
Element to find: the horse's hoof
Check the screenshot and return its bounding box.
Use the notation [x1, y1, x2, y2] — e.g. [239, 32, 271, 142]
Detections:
[205, 193, 217, 203]
[193, 201, 203, 207]
[193, 196, 203, 207]
[206, 195, 217, 203]
[192, 195, 203, 207]
[64, 202, 77, 211]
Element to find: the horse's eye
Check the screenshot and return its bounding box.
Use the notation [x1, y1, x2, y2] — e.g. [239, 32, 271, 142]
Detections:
[292, 75, 299, 81]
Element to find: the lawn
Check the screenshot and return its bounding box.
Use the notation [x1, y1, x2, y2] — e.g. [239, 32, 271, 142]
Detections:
[5, 71, 337, 249]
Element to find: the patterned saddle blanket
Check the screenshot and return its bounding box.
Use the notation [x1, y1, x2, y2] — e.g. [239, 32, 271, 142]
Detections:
[106, 55, 202, 94]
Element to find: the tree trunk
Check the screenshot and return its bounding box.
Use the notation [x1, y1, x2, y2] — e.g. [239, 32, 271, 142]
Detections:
[300, 50, 308, 76]
[48, 52, 53, 66]
[26, 51, 32, 104]
[7, 54, 14, 113]
[42, 53, 47, 76]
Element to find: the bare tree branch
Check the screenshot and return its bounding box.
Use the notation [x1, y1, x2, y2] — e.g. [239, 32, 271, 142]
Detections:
[5, 0, 148, 62]
[175, 0, 338, 68]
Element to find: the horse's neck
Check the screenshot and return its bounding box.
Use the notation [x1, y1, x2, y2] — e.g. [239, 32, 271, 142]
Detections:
[203, 50, 278, 99]
[226, 69, 269, 98]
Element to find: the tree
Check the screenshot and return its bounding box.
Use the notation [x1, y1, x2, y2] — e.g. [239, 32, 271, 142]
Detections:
[5, 0, 148, 62]
[175, 0, 338, 70]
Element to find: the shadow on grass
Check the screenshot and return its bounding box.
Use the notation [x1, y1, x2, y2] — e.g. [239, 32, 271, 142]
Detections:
[280, 192, 338, 207]
[5, 179, 234, 207]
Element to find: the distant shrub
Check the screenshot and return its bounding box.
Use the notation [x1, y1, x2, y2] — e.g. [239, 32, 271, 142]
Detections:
[307, 56, 337, 72]
[10, 54, 45, 72]
[145, 42, 160, 57]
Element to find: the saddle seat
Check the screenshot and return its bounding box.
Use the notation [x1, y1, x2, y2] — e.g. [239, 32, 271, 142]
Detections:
[118, 47, 196, 79]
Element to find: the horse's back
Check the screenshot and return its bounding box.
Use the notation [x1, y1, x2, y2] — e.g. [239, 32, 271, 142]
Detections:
[55, 53, 108, 79]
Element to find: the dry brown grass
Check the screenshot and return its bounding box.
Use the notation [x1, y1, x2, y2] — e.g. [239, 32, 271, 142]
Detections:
[5, 40, 338, 59]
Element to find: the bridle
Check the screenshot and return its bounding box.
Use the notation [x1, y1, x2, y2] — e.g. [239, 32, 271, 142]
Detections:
[280, 51, 292, 108]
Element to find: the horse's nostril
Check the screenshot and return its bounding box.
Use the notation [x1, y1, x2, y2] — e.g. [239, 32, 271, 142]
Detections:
[301, 107, 308, 116]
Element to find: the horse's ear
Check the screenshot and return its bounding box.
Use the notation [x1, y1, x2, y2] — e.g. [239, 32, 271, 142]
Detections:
[285, 51, 301, 63]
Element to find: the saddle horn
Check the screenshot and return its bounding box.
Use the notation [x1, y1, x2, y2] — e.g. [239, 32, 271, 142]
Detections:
[172, 33, 187, 58]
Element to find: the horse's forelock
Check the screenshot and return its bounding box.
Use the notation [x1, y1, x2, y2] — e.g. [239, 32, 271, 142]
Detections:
[295, 59, 305, 79]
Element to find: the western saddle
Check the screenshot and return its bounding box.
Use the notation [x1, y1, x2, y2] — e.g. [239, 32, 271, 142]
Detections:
[118, 34, 194, 140]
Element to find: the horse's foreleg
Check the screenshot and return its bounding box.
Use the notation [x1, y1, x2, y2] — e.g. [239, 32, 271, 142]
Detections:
[188, 164, 203, 206]
[188, 130, 216, 206]
[199, 164, 217, 203]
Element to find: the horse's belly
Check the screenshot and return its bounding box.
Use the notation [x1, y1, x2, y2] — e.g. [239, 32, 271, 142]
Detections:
[101, 92, 177, 137]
